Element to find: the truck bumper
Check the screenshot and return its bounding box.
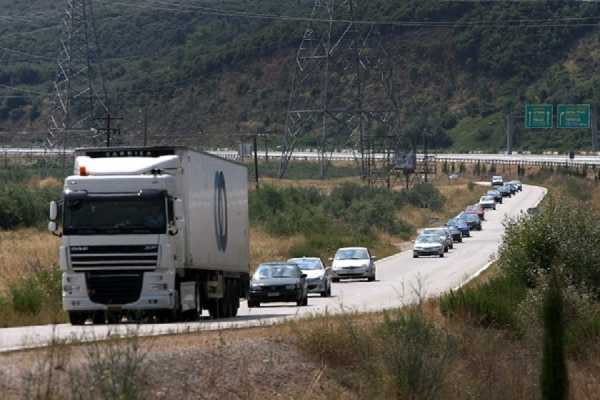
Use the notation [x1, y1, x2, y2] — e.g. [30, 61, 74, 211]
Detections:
[62, 271, 176, 311]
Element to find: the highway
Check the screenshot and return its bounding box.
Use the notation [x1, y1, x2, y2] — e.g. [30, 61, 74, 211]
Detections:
[2, 147, 600, 166]
[0, 184, 546, 352]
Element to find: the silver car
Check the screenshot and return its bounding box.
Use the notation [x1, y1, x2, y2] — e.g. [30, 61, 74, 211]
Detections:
[421, 228, 453, 251]
[330, 247, 376, 282]
[413, 235, 445, 258]
[288, 257, 332, 297]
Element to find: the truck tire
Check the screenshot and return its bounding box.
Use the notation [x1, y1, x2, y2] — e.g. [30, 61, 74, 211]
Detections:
[68, 311, 87, 326]
[92, 311, 105, 325]
[106, 312, 121, 324]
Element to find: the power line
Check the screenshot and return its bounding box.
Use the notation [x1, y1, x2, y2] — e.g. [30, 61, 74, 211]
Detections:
[102, 0, 600, 28]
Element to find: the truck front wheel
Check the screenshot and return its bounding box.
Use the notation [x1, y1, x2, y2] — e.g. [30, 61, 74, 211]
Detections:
[68, 311, 87, 326]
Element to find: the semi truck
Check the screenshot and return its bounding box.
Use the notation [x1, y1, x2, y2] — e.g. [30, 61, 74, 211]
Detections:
[48, 147, 250, 325]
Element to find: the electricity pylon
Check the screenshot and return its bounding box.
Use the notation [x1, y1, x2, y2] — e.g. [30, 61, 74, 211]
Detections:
[280, 0, 398, 180]
[47, 0, 108, 153]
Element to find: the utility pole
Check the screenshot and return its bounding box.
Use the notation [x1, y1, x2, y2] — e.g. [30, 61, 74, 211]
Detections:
[252, 131, 260, 190]
[506, 111, 513, 154]
[96, 113, 123, 147]
[592, 104, 598, 153]
[423, 131, 429, 183]
[143, 106, 149, 147]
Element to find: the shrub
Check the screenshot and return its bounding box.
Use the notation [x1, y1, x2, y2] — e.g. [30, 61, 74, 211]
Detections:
[0, 183, 60, 229]
[378, 308, 456, 399]
[440, 274, 527, 330]
[401, 183, 445, 210]
[498, 197, 600, 296]
[9, 266, 61, 316]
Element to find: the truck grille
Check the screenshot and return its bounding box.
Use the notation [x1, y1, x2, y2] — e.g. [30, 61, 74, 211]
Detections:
[70, 245, 159, 271]
[86, 271, 143, 305]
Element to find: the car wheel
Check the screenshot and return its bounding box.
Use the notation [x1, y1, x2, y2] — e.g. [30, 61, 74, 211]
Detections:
[413, 253, 418, 258]
[439, 252, 444, 258]
[248, 299, 259, 308]
[368, 274, 375, 282]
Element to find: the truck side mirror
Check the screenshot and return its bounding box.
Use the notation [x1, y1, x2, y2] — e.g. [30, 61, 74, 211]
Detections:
[49, 201, 58, 221]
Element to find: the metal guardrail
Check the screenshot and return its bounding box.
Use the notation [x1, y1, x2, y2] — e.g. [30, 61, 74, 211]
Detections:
[1, 147, 600, 168]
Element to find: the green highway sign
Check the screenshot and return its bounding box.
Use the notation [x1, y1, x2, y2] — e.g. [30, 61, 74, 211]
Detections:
[557, 104, 590, 129]
[525, 104, 553, 129]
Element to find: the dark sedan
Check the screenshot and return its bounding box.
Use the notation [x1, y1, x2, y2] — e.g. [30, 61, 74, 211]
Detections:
[498, 185, 512, 197]
[465, 204, 485, 221]
[248, 263, 308, 307]
[486, 190, 503, 203]
[458, 212, 482, 231]
[448, 218, 470, 237]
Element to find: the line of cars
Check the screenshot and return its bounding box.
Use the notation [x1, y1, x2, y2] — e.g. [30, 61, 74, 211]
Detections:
[247, 176, 523, 307]
[247, 247, 376, 308]
[412, 176, 522, 258]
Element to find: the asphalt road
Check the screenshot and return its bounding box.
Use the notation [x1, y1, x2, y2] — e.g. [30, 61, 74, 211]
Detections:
[0, 184, 546, 352]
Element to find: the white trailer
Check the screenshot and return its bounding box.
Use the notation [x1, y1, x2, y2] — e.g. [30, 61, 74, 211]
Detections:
[49, 147, 249, 324]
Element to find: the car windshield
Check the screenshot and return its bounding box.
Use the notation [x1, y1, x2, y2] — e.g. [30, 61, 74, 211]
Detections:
[422, 229, 443, 235]
[288, 258, 323, 270]
[253, 264, 300, 280]
[63, 194, 166, 235]
[335, 249, 368, 260]
[481, 196, 493, 201]
[417, 235, 439, 243]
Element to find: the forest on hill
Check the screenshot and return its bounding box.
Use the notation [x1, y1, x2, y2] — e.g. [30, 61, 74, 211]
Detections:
[2, 0, 600, 152]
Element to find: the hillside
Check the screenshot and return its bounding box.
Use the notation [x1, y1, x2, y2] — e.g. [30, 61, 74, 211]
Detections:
[1, 0, 600, 152]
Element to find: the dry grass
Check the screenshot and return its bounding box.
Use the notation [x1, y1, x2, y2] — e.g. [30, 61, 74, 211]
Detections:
[249, 227, 304, 272]
[0, 229, 59, 295]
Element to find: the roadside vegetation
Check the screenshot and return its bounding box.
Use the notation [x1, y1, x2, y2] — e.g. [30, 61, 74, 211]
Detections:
[290, 172, 600, 400]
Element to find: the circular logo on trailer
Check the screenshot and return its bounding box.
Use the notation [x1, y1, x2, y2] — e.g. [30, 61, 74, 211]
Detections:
[214, 171, 228, 252]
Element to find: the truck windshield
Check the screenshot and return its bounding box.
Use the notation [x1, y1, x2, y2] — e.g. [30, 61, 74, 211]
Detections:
[63, 195, 166, 235]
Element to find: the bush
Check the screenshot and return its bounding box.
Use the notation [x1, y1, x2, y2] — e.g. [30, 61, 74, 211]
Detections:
[498, 197, 600, 296]
[0, 182, 60, 229]
[9, 266, 61, 316]
[440, 274, 527, 330]
[400, 183, 445, 210]
[378, 308, 456, 399]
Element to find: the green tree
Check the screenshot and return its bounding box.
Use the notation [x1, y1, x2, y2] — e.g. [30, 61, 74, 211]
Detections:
[541, 272, 569, 400]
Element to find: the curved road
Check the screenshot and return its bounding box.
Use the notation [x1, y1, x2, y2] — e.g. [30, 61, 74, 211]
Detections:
[0, 184, 546, 352]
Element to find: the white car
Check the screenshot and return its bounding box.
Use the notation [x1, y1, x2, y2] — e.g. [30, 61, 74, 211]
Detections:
[330, 247, 376, 282]
[288, 257, 332, 297]
[479, 195, 496, 210]
[491, 175, 504, 186]
[421, 228, 453, 251]
[413, 235, 445, 258]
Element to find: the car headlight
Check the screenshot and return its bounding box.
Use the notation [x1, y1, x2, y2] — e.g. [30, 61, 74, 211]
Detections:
[285, 284, 297, 290]
[250, 282, 263, 289]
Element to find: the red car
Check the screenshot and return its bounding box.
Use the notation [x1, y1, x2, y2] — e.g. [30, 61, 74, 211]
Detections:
[465, 204, 485, 221]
